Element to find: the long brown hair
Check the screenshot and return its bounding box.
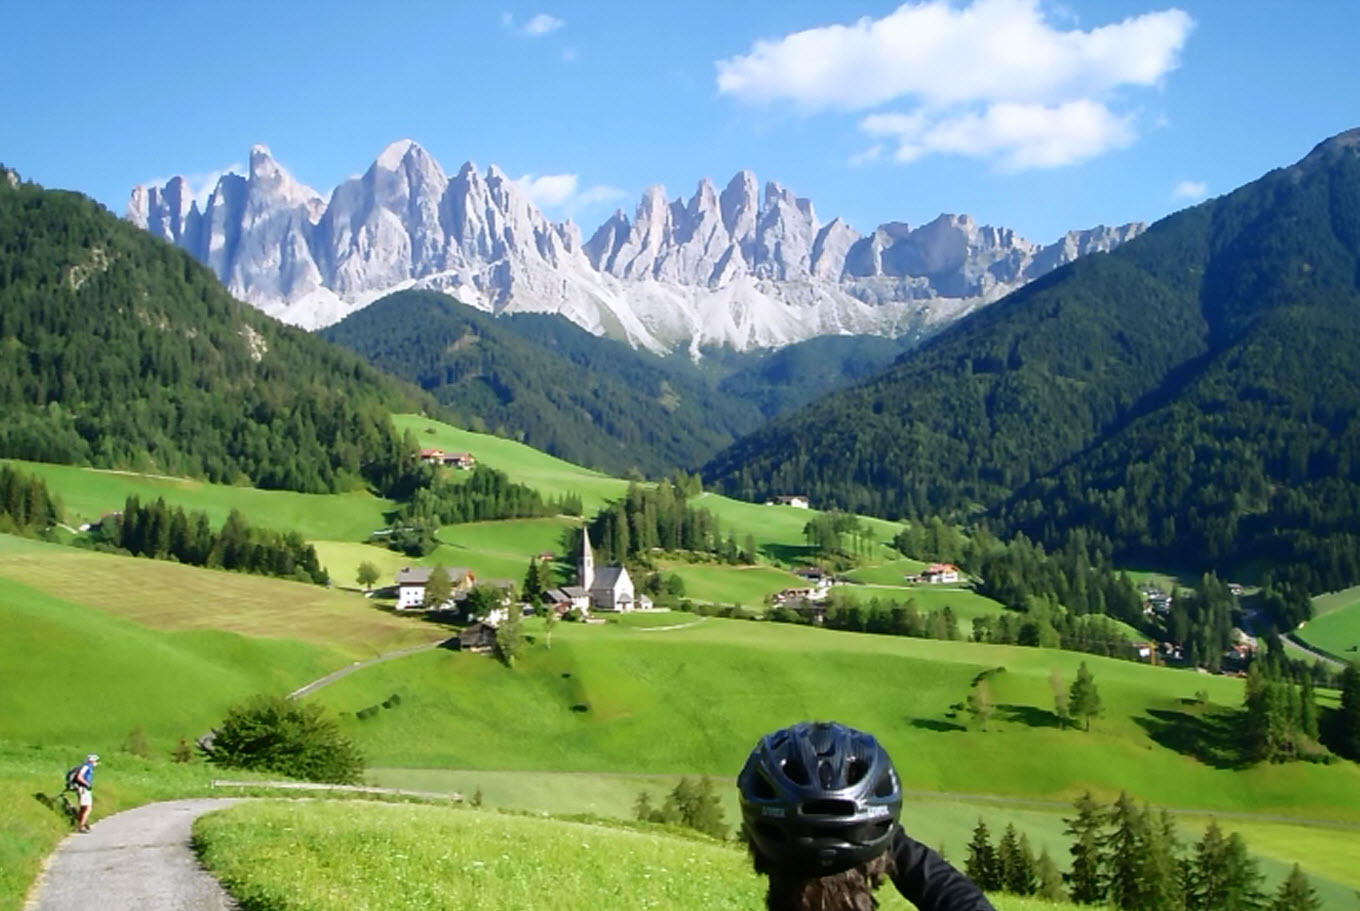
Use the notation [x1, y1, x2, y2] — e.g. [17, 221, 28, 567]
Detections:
[748, 834, 895, 911]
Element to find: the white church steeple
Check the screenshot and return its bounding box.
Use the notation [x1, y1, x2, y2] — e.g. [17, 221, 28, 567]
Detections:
[578, 525, 595, 591]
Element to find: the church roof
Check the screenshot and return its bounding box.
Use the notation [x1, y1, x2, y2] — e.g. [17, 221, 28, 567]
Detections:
[590, 566, 628, 591]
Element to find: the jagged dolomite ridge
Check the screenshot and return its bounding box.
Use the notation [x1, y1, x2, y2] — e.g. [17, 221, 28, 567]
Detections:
[128, 141, 1144, 353]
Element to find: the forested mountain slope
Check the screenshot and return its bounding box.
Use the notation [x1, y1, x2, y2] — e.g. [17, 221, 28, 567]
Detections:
[321, 290, 912, 476]
[0, 169, 428, 494]
[705, 129, 1360, 589]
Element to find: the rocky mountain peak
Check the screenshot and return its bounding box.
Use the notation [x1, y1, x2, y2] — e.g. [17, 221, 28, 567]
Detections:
[128, 142, 1145, 353]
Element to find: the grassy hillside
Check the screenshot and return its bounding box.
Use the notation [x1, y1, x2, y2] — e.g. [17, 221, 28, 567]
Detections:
[0, 536, 434, 658]
[1, 458, 393, 541]
[309, 617, 1360, 822]
[0, 174, 426, 494]
[195, 800, 1080, 911]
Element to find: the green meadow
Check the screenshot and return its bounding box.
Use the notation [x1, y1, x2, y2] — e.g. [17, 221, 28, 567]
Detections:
[1297, 586, 1360, 660]
[3, 535, 1359, 909]
[393, 414, 629, 514]
[195, 800, 1085, 911]
[2, 458, 392, 541]
[0, 538, 436, 657]
[309, 616, 1360, 822]
[834, 583, 1008, 623]
[0, 572, 353, 748]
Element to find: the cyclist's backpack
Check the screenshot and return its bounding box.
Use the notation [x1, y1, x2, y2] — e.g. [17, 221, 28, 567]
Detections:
[64, 765, 81, 791]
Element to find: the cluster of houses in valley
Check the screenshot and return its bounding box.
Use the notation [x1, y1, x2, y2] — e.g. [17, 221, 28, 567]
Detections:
[418, 448, 477, 469]
[387, 527, 658, 650]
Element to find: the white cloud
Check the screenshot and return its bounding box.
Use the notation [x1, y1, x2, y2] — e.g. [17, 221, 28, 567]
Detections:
[863, 100, 1136, 170]
[848, 144, 885, 167]
[522, 12, 564, 36]
[515, 173, 625, 212]
[1172, 179, 1208, 201]
[142, 163, 244, 208]
[716, 0, 1193, 171]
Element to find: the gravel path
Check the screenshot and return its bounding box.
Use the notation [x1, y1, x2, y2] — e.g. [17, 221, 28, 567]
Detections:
[24, 798, 243, 911]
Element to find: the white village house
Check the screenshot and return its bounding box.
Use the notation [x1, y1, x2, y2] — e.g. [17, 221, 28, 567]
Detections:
[394, 565, 475, 610]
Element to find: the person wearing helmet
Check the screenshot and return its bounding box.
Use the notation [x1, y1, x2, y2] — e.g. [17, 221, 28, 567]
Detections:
[738, 722, 995, 911]
[73, 754, 98, 832]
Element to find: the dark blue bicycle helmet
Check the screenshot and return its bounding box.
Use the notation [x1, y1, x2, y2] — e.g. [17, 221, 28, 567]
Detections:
[738, 721, 903, 876]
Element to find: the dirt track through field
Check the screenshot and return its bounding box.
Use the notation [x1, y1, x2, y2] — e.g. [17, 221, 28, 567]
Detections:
[24, 798, 242, 911]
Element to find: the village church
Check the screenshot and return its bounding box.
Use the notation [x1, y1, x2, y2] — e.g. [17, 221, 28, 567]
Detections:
[578, 527, 650, 612]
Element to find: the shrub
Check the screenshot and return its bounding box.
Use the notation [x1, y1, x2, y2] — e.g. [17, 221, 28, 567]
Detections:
[207, 695, 365, 784]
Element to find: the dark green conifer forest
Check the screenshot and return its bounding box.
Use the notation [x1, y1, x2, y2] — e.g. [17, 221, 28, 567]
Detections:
[705, 131, 1360, 593]
[0, 172, 430, 494]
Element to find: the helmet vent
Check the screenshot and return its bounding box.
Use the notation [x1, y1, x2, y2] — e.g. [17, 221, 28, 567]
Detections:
[751, 772, 777, 800]
[802, 798, 856, 818]
[873, 770, 897, 798]
[846, 756, 867, 785]
[782, 758, 810, 785]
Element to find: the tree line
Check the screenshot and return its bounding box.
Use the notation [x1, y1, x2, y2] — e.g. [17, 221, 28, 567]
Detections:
[0, 463, 60, 535]
[1064, 791, 1318, 910]
[97, 495, 327, 585]
[967, 792, 1323, 910]
[398, 464, 580, 525]
[585, 478, 753, 565]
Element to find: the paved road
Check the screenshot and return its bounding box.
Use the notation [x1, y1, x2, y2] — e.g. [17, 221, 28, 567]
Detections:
[24, 798, 242, 911]
[1282, 632, 1351, 670]
[287, 639, 446, 699]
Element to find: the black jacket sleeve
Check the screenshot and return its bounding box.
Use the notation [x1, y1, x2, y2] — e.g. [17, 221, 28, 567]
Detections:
[889, 827, 996, 911]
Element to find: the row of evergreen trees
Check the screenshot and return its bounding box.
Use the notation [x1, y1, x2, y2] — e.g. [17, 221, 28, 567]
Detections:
[398, 465, 580, 525]
[0, 464, 59, 534]
[99, 496, 327, 585]
[586, 479, 748, 565]
[967, 792, 1323, 909]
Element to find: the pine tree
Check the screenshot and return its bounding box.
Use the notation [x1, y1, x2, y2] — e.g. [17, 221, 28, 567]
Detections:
[1006, 830, 1039, 895]
[1188, 821, 1229, 911]
[966, 818, 1001, 891]
[1069, 661, 1102, 731]
[522, 557, 545, 604]
[1270, 864, 1321, 911]
[1065, 791, 1105, 904]
[1037, 847, 1067, 902]
[1103, 792, 1149, 910]
[1146, 808, 1187, 911]
[1339, 664, 1360, 761]
[1220, 832, 1264, 911]
[1189, 822, 1261, 911]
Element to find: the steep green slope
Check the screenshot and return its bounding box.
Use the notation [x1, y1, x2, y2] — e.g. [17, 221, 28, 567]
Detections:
[706, 130, 1360, 587]
[321, 289, 762, 476]
[0, 170, 429, 493]
[321, 290, 913, 477]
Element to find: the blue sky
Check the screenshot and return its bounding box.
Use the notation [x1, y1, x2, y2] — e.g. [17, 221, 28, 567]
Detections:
[5, 0, 1357, 243]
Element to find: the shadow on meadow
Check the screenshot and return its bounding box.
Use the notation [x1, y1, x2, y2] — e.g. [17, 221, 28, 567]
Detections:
[760, 543, 819, 564]
[33, 791, 76, 826]
[1133, 704, 1247, 770]
[906, 717, 967, 733]
[995, 704, 1066, 729]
